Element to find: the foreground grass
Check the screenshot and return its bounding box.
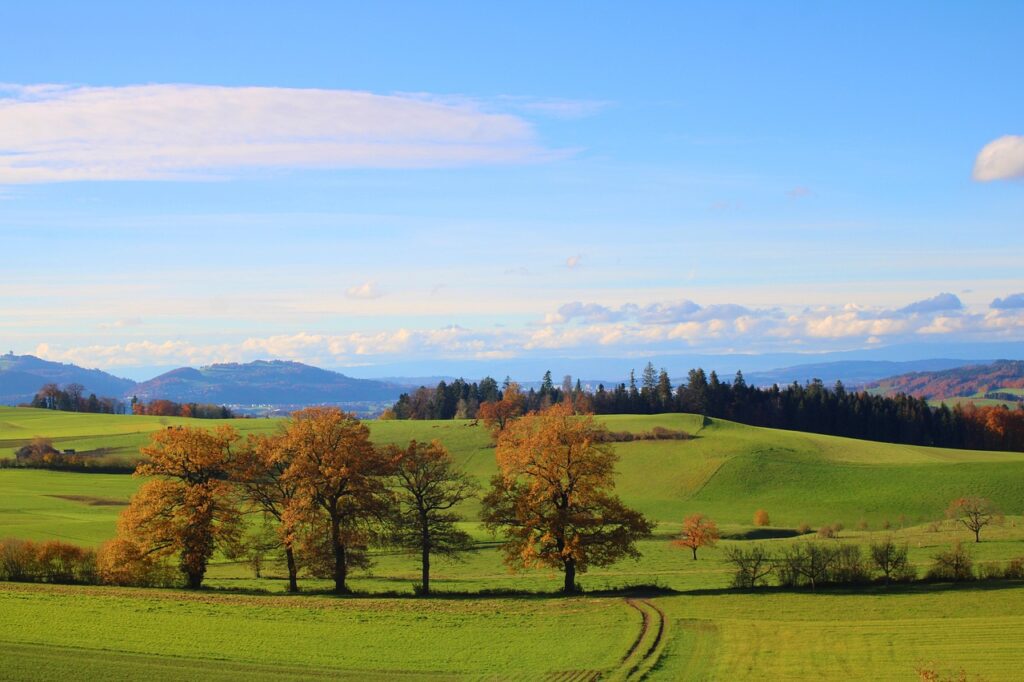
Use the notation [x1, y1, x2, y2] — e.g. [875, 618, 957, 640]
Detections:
[3, 581, 1023, 681]
[0, 582, 632, 680]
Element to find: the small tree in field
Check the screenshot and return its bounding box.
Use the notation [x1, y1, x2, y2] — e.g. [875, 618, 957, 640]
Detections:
[753, 509, 770, 527]
[389, 439, 478, 595]
[673, 514, 720, 560]
[481, 403, 653, 593]
[116, 426, 243, 589]
[946, 497, 1001, 543]
[870, 537, 910, 585]
[928, 541, 974, 582]
[724, 544, 774, 588]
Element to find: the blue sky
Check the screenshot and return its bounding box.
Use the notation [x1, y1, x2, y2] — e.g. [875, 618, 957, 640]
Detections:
[2, 1, 1022, 378]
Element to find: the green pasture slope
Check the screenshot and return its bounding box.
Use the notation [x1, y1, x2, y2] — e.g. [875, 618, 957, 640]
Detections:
[3, 406, 1024, 679]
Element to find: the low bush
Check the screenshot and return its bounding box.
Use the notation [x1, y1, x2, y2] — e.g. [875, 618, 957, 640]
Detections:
[599, 428, 691, 443]
[1004, 556, 1024, 580]
[0, 538, 96, 584]
[926, 542, 974, 582]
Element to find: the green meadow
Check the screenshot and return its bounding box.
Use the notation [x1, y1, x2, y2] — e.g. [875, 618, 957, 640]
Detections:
[2, 405, 1024, 679]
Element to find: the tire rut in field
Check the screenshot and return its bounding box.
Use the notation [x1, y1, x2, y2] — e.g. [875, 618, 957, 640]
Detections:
[605, 598, 667, 681]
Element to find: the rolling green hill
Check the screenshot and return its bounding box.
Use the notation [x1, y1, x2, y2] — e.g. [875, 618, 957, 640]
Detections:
[3, 406, 1024, 679]
[3, 406, 1024, 543]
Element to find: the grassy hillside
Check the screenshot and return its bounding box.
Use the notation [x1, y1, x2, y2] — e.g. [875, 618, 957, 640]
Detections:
[3, 406, 1024, 679]
[3, 406, 1024, 544]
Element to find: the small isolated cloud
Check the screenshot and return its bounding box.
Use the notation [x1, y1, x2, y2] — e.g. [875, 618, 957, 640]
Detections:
[973, 135, 1024, 181]
[992, 292, 1024, 310]
[566, 254, 582, 269]
[345, 281, 383, 300]
[98, 317, 143, 330]
[0, 83, 558, 183]
[898, 292, 962, 315]
[786, 186, 813, 199]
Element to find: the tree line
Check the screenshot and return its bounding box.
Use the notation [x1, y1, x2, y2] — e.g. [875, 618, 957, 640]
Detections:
[128, 397, 235, 419]
[386, 364, 1024, 452]
[28, 382, 127, 414]
[51, 404, 650, 595]
[26, 383, 235, 419]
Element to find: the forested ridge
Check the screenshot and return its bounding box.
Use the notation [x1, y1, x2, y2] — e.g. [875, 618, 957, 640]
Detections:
[388, 364, 1024, 452]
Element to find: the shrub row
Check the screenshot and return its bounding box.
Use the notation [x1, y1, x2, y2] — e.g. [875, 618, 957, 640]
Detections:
[0, 538, 177, 587]
[598, 426, 691, 442]
[726, 539, 1024, 590]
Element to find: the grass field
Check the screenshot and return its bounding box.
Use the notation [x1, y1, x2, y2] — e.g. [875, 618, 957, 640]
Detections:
[3, 406, 1024, 679]
[2, 581, 1022, 681]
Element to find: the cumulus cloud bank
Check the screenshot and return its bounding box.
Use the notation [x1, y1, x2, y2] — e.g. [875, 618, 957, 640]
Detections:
[973, 135, 1024, 181]
[992, 293, 1024, 310]
[31, 292, 1024, 371]
[0, 83, 556, 183]
[897, 292, 962, 315]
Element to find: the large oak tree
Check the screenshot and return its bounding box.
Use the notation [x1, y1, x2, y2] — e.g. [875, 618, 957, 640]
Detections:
[280, 407, 392, 594]
[117, 425, 243, 589]
[388, 439, 478, 595]
[230, 432, 303, 592]
[481, 403, 653, 593]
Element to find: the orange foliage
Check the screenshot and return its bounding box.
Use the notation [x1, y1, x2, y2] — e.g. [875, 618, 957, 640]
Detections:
[478, 382, 525, 434]
[673, 513, 721, 560]
[279, 407, 392, 594]
[753, 509, 771, 527]
[481, 403, 653, 593]
[114, 426, 243, 588]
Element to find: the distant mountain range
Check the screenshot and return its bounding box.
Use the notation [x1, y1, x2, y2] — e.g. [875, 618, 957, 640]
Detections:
[2, 351, 1022, 409]
[867, 360, 1024, 400]
[0, 354, 401, 406]
[0, 353, 136, 404]
[131, 360, 402, 404]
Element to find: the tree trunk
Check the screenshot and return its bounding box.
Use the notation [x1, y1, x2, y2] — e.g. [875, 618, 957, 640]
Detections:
[974, 528, 980, 543]
[285, 545, 299, 593]
[563, 559, 577, 594]
[691, 547, 698, 560]
[420, 514, 431, 595]
[330, 516, 349, 594]
[185, 568, 203, 589]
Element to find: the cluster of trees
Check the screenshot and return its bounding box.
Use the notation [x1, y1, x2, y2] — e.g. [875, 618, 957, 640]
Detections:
[0, 538, 99, 584]
[129, 398, 235, 419]
[389, 365, 1024, 452]
[28, 383, 126, 414]
[99, 403, 650, 594]
[0, 436, 134, 473]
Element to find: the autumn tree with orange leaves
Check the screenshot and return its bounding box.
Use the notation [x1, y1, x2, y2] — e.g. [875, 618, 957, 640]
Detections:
[280, 407, 393, 594]
[674, 513, 720, 560]
[481, 403, 653, 593]
[115, 426, 243, 589]
[477, 382, 525, 434]
[229, 432, 304, 592]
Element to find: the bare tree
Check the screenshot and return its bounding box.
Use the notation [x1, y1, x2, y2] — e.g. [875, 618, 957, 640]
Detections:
[946, 497, 1002, 542]
[870, 537, 910, 585]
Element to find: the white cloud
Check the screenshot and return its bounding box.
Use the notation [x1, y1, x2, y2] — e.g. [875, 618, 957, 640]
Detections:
[973, 135, 1024, 181]
[29, 295, 1024, 372]
[345, 281, 383, 300]
[0, 83, 558, 183]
